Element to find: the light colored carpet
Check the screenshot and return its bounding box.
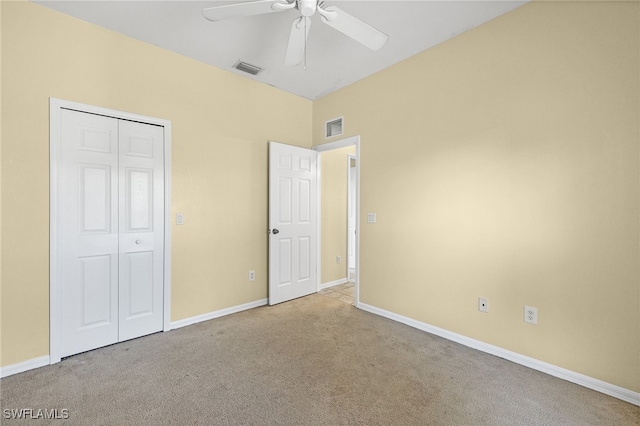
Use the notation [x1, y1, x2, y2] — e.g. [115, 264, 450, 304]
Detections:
[1, 294, 638, 425]
[318, 282, 355, 305]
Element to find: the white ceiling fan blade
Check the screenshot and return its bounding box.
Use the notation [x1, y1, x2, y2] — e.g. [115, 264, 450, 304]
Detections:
[284, 16, 311, 67]
[202, 0, 292, 22]
[320, 6, 389, 51]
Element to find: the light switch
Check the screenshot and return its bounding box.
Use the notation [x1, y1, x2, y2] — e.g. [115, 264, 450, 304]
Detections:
[176, 213, 185, 225]
[367, 213, 377, 223]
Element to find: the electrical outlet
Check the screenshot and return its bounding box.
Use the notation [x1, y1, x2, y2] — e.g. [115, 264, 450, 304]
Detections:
[336, 255, 341, 264]
[249, 270, 255, 282]
[524, 305, 538, 324]
[478, 297, 489, 313]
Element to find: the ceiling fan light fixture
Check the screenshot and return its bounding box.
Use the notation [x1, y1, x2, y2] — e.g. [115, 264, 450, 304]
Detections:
[233, 60, 263, 76]
[299, 0, 316, 16]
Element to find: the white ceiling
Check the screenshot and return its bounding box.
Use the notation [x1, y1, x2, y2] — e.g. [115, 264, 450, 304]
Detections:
[33, 0, 528, 100]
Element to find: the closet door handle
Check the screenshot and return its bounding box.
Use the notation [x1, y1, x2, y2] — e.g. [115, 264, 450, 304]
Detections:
[135, 240, 142, 244]
[272, 229, 279, 235]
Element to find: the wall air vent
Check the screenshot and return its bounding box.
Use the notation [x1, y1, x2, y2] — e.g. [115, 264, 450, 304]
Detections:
[233, 60, 263, 76]
[325, 117, 344, 138]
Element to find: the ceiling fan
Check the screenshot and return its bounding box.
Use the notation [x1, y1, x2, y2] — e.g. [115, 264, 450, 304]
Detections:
[202, 0, 389, 67]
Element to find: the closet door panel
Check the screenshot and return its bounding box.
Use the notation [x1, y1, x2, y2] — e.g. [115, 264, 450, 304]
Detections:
[59, 109, 119, 357]
[118, 120, 165, 342]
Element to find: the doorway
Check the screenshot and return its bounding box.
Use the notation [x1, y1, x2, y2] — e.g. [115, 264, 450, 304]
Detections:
[314, 136, 360, 307]
[267, 136, 360, 306]
[49, 98, 172, 363]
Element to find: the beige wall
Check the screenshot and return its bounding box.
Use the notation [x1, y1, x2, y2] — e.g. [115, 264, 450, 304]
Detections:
[314, 1, 639, 392]
[1, 1, 312, 366]
[320, 146, 355, 284]
[0, 0, 4, 367]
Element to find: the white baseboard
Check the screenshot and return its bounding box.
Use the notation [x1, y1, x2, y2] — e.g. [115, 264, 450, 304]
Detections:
[1, 299, 268, 378]
[170, 298, 268, 330]
[358, 302, 640, 407]
[5, 300, 637, 407]
[1, 355, 50, 378]
[319, 278, 348, 290]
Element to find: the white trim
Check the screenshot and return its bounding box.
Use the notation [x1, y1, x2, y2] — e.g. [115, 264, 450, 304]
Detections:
[170, 299, 268, 330]
[346, 154, 357, 272]
[313, 136, 360, 307]
[49, 100, 61, 363]
[313, 135, 359, 152]
[0, 356, 50, 378]
[319, 278, 348, 290]
[358, 302, 640, 407]
[49, 98, 172, 364]
[315, 152, 323, 293]
[162, 122, 172, 333]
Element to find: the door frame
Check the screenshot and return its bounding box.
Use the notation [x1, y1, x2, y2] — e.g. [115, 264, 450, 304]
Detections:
[313, 135, 360, 307]
[49, 98, 172, 363]
[347, 154, 357, 271]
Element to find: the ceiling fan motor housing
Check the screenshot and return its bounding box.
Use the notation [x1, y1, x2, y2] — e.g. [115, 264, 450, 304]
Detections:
[299, 0, 316, 16]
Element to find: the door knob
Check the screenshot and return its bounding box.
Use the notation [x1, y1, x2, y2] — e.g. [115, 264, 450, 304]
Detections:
[272, 229, 279, 235]
[135, 240, 142, 244]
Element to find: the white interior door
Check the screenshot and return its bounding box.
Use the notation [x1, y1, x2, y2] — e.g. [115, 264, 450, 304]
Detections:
[58, 109, 164, 357]
[269, 142, 318, 305]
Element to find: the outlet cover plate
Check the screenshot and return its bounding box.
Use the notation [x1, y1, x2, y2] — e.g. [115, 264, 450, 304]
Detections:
[524, 305, 538, 324]
[478, 297, 489, 313]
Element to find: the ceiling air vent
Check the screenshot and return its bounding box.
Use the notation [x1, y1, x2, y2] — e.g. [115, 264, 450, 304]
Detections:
[325, 117, 344, 138]
[233, 60, 263, 76]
